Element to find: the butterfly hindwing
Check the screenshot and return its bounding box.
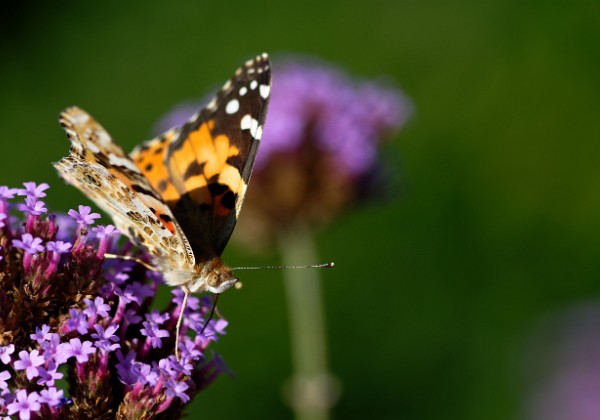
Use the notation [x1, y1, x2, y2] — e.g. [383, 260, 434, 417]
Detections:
[55, 107, 196, 282]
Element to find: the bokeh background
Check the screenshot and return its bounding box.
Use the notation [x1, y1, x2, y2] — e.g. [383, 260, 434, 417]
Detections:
[1, 1, 599, 419]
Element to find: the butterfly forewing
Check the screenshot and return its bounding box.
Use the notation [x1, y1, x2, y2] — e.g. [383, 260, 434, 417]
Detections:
[134, 54, 271, 259]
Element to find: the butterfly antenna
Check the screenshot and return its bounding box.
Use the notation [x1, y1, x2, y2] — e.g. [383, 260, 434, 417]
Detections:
[104, 253, 158, 272]
[200, 294, 220, 336]
[231, 262, 335, 270]
[175, 286, 190, 361]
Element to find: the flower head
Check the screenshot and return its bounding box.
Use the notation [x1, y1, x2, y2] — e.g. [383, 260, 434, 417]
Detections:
[0, 182, 229, 418]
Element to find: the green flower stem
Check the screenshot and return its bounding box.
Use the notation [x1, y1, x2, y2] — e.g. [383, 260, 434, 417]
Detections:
[280, 228, 339, 420]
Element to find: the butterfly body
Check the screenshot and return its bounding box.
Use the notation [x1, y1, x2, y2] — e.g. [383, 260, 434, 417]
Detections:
[55, 54, 271, 298]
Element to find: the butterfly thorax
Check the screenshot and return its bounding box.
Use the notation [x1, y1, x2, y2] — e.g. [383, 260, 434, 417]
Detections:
[188, 256, 237, 294]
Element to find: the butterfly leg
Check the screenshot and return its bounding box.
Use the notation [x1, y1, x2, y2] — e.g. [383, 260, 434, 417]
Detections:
[175, 285, 191, 361]
[200, 293, 220, 335]
[104, 253, 158, 271]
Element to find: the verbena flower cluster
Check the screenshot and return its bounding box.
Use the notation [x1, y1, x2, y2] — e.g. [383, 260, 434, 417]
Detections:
[0, 182, 228, 419]
[155, 55, 412, 244]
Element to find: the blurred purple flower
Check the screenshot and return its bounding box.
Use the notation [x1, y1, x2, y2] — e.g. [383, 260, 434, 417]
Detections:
[526, 304, 600, 420]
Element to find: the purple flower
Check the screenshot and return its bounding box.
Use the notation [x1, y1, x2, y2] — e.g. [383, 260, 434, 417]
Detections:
[40, 334, 65, 363]
[115, 350, 138, 385]
[17, 197, 48, 216]
[83, 297, 111, 318]
[0, 371, 10, 390]
[0, 344, 14, 364]
[117, 282, 153, 305]
[12, 233, 45, 255]
[165, 378, 190, 403]
[38, 387, 64, 407]
[36, 362, 63, 387]
[0, 186, 19, 200]
[157, 357, 178, 378]
[30, 325, 51, 344]
[13, 349, 45, 380]
[91, 324, 121, 352]
[146, 310, 169, 326]
[45, 240, 72, 254]
[65, 308, 89, 334]
[135, 363, 159, 386]
[18, 181, 49, 199]
[172, 288, 200, 311]
[6, 389, 41, 419]
[92, 224, 120, 239]
[124, 309, 142, 325]
[179, 337, 203, 361]
[2, 123, 232, 414]
[62, 338, 96, 363]
[68, 205, 101, 227]
[140, 321, 170, 349]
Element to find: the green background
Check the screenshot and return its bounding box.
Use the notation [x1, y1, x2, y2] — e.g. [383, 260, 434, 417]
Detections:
[1, 1, 599, 418]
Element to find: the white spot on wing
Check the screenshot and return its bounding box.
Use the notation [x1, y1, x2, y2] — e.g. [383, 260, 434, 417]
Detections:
[108, 154, 141, 173]
[259, 84, 270, 99]
[225, 99, 240, 114]
[239, 86, 248, 96]
[255, 125, 263, 140]
[96, 130, 112, 147]
[241, 114, 252, 130]
[206, 97, 217, 111]
[250, 80, 258, 90]
[72, 111, 89, 125]
[241, 114, 260, 139]
[87, 141, 100, 153]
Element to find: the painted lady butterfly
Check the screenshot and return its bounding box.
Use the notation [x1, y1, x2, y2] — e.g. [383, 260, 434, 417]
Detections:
[55, 54, 271, 356]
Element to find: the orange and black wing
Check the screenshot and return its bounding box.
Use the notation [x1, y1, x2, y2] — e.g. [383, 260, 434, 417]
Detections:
[133, 54, 271, 260]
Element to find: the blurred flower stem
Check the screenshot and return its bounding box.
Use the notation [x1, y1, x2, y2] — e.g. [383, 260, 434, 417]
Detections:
[280, 227, 339, 420]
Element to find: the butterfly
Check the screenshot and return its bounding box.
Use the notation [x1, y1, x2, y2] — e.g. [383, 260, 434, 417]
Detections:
[54, 54, 271, 357]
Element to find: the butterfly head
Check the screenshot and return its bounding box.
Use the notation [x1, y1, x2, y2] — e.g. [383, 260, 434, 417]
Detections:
[196, 257, 238, 294]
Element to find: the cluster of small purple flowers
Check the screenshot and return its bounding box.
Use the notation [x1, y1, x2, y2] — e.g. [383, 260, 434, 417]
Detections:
[0, 182, 228, 419]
